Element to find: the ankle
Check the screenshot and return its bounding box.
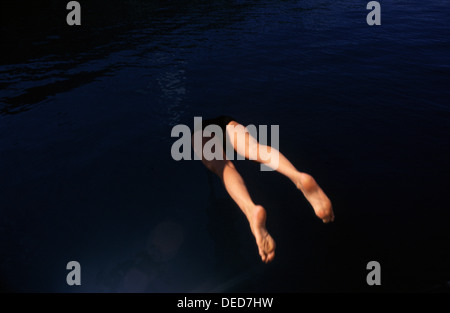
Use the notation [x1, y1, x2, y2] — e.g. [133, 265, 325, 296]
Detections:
[294, 172, 315, 192]
[245, 204, 264, 227]
[291, 171, 304, 189]
[243, 202, 257, 219]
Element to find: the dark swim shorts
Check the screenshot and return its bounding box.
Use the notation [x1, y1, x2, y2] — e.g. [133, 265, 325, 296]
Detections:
[201, 115, 236, 150]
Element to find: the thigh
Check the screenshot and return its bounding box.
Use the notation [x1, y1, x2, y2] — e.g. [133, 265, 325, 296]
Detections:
[192, 130, 229, 176]
[226, 121, 259, 160]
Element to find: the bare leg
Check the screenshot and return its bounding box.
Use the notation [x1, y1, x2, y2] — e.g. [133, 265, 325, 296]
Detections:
[192, 133, 276, 263]
[226, 121, 334, 223]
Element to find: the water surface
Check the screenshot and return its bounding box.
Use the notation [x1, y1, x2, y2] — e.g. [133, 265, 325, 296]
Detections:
[1, 0, 449, 292]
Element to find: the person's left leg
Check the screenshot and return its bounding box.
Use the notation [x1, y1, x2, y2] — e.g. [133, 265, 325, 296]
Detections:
[192, 132, 276, 263]
[226, 121, 334, 223]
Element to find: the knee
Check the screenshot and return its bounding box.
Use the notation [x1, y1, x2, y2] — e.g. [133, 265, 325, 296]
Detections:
[257, 145, 272, 163]
[203, 159, 233, 177]
[214, 160, 236, 178]
[223, 160, 235, 170]
[246, 137, 260, 160]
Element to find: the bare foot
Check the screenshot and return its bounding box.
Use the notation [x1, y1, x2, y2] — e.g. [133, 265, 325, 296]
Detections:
[296, 173, 334, 223]
[249, 205, 276, 263]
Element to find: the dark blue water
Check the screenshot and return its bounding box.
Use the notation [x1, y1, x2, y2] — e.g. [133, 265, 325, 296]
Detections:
[1, 0, 450, 292]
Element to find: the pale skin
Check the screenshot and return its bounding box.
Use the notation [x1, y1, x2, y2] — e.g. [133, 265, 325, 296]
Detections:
[192, 120, 334, 263]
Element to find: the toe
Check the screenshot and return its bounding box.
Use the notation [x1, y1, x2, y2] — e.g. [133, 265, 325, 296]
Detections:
[267, 251, 275, 263]
[259, 249, 266, 263]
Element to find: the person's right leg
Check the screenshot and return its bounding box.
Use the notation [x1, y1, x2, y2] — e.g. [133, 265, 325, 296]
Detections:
[208, 159, 275, 263]
[192, 132, 276, 263]
[226, 121, 334, 223]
